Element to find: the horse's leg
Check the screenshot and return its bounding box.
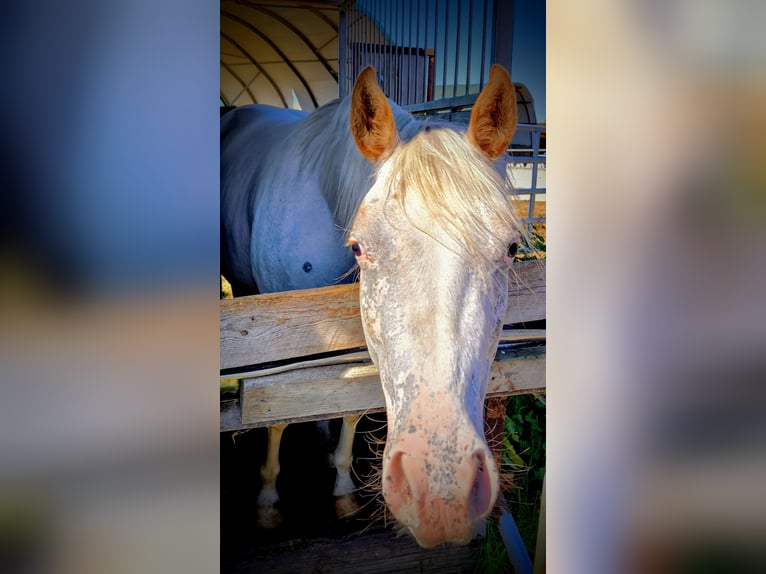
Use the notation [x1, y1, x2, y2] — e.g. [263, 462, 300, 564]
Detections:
[332, 414, 361, 518]
[257, 423, 287, 528]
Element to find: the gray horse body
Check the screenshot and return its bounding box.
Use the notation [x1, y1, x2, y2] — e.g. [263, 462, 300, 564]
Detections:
[221, 99, 417, 295]
[220, 105, 348, 294]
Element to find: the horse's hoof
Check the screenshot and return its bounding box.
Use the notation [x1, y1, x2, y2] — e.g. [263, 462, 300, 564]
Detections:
[335, 493, 361, 519]
[257, 504, 284, 529]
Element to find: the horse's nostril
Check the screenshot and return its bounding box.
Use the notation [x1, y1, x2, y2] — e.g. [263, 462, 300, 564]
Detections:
[385, 451, 413, 506]
[468, 451, 493, 523]
[507, 242, 518, 257]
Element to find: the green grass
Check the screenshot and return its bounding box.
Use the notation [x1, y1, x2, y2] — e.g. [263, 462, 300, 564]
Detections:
[472, 520, 513, 573]
[220, 378, 240, 401]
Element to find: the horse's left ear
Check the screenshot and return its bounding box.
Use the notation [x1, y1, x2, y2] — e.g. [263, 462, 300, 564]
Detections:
[350, 66, 398, 162]
[467, 65, 517, 159]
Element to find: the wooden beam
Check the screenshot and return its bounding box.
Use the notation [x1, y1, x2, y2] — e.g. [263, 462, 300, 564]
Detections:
[221, 282, 361, 371]
[223, 329, 545, 382]
[220, 260, 545, 371]
[235, 346, 545, 428]
[507, 260, 546, 325]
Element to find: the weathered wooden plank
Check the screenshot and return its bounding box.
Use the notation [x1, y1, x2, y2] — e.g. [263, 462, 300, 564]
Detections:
[238, 347, 545, 428]
[241, 362, 382, 427]
[223, 329, 546, 381]
[220, 403, 243, 433]
[220, 260, 545, 371]
[220, 282, 362, 370]
[226, 524, 479, 574]
[507, 260, 546, 325]
[220, 399, 242, 433]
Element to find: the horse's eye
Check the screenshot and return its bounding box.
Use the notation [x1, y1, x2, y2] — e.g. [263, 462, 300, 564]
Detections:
[507, 242, 518, 258]
[350, 241, 363, 257]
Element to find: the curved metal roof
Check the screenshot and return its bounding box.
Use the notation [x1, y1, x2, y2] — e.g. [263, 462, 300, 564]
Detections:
[220, 0, 341, 110]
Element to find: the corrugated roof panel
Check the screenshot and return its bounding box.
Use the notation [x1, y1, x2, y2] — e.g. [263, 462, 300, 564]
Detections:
[220, 0, 340, 110]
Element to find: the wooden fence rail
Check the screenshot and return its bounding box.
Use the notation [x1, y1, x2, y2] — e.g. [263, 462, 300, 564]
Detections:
[221, 260, 546, 431]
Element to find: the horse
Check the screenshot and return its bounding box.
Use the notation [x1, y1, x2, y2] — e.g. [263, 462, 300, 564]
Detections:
[221, 65, 521, 548]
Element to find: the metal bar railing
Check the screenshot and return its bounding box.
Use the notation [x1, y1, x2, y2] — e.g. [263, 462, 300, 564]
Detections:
[345, 1, 510, 108]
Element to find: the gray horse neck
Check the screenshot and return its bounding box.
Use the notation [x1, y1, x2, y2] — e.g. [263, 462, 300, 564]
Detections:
[293, 97, 423, 233]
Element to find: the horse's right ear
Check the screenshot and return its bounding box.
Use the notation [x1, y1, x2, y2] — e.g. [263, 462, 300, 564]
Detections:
[350, 67, 398, 162]
[467, 65, 517, 160]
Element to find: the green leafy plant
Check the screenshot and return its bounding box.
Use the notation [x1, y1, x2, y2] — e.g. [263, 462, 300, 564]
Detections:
[516, 228, 546, 261]
[502, 395, 546, 560]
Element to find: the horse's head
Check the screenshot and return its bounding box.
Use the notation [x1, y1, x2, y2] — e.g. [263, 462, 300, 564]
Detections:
[348, 66, 520, 547]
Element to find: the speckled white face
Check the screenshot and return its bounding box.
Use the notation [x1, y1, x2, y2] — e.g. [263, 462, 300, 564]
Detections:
[348, 145, 520, 547]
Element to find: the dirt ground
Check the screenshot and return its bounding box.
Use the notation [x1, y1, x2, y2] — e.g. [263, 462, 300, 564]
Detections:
[511, 198, 546, 218]
[511, 199, 546, 230]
